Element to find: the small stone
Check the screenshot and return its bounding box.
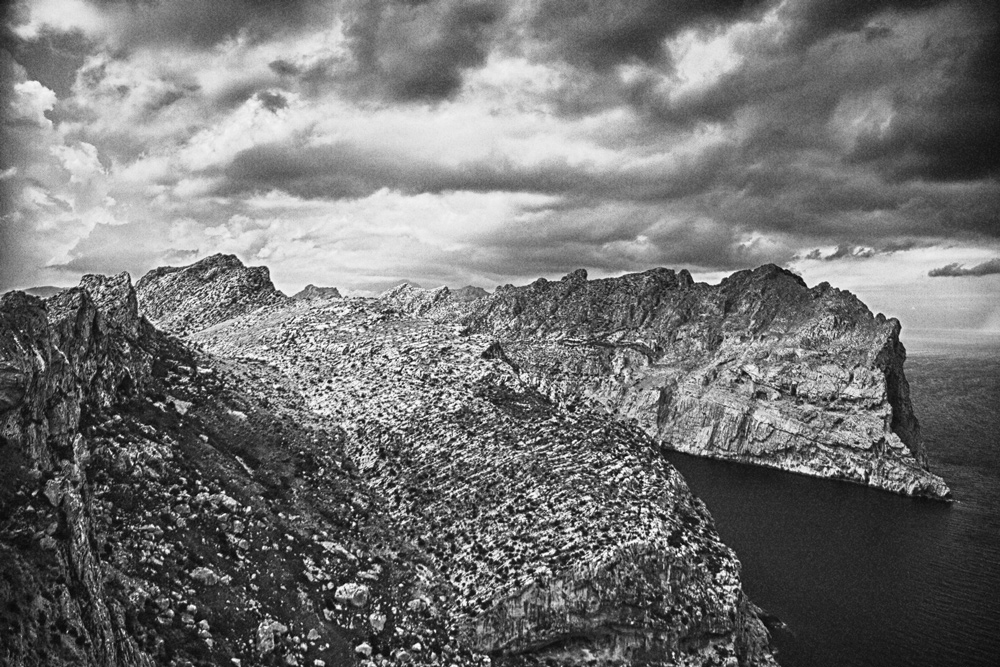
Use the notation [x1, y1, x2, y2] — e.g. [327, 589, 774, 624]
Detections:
[190, 566, 220, 586]
[43, 478, 63, 506]
[334, 582, 369, 607]
[369, 611, 386, 632]
[257, 619, 288, 655]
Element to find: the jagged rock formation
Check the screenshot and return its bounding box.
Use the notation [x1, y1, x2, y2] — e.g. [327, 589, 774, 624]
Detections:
[0, 273, 506, 666]
[446, 265, 950, 499]
[0, 273, 158, 667]
[135, 254, 287, 335]
[293, 284, 342, 300]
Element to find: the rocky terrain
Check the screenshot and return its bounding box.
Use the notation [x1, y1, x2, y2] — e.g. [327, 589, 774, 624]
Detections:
[1, 257, 781, 666]
[420, 266, 949, 499]
[136, 254, 287, 336]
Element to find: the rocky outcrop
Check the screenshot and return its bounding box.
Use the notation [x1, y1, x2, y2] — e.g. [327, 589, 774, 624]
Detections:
[293, 284, 342, 300]
[379, 283, 452, 316]
[135, 253, 286, 335]
[0, 274, 159, 666]
[194, 288, 778, 666]
[453, 265, 950, 499]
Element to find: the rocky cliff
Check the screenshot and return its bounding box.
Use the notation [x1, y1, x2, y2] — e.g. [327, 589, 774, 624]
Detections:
[0, 273, 158, 667]
[443, 265, 949, 499]
[135, 253, 287, 335]
[0, 273, 521, 666]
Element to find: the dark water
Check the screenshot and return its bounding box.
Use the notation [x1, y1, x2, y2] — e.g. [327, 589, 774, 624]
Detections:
[664, 329, 1000, 667]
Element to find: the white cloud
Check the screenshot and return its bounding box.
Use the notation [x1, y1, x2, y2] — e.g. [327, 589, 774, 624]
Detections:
[11, 80, 56, 127]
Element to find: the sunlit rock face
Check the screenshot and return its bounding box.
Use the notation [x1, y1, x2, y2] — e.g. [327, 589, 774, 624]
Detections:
[451, 264, 950, 500]
[136, 253, 287, 336]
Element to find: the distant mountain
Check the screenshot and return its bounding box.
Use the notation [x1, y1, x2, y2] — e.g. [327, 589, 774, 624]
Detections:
[449, 285, 489, 301]
[135, 253, 286, 335]
[292, 284, 342, 300]
[10, 285, 67, 298]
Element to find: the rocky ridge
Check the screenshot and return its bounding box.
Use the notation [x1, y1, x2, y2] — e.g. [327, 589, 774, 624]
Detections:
[136, 254, 287, 336]
[293, 285, 342, 301]
[403, 265, 949, 499]
[0, 273, 517, 667]
[125, 256, 779, 664]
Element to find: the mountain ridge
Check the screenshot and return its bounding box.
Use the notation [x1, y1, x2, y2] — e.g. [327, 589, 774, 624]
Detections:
[391, 263, 950, 499]
[1, 259, 780, 665]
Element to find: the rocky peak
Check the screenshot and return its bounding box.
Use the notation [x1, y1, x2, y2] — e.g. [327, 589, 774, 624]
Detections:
[449, 285, 489, 302]
[136, 254, 287, 335]
[292, 284, 342, 300]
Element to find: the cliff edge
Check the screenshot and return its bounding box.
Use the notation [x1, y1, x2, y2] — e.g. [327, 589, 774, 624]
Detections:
[447, 265, 950, 499]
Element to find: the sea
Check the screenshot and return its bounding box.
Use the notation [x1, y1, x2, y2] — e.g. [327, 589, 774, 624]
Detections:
[664, 328, 1000, 667]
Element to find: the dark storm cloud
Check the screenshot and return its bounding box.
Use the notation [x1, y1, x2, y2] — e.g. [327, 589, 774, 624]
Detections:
[216, 138, 732, 202]
[780, 0, 948, 48]
[530, 0, 771, 69]
[256, 91, 288, 113]
[847, 29, 1000, 182]
[9, 28, 92, 99]
[446, 204, 794, 279]
[928, 258, 1000, 277]
[91, 0, 328, 48]
[343, 0, 507, 101]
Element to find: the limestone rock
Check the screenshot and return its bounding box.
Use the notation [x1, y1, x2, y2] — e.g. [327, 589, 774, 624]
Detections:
[135, 253, 287, 335]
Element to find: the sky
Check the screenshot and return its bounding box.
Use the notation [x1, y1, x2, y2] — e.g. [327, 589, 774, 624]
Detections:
[1, 0, 998, 330]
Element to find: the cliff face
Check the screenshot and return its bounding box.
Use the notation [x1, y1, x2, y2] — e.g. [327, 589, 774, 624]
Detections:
[135, 253, 287, 335]
[452, 265, 950, 499]
[0, 274, 159, 667]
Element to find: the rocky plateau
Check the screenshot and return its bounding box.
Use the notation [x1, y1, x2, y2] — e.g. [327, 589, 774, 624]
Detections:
[0, 251, 951, 666]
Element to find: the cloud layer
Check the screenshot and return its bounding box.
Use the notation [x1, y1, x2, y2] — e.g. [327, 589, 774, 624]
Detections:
[1, 0, 998, 318]
[929, 258, 1000, 277]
